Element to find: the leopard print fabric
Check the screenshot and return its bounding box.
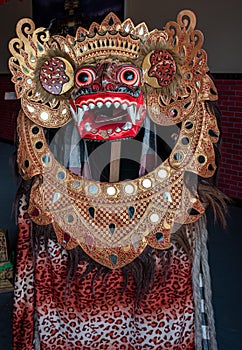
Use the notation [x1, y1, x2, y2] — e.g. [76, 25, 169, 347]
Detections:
[12, 196, 195, 350]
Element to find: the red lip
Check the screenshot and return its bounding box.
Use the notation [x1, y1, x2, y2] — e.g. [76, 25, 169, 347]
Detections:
[70, 92, 147, 141]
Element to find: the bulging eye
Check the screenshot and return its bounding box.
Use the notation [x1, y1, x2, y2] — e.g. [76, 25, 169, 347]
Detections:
[118, 66, 140, 86]
[75, 67, 96, 86]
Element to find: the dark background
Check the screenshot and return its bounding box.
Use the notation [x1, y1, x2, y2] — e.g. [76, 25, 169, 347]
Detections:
[33, 0, 124, 27]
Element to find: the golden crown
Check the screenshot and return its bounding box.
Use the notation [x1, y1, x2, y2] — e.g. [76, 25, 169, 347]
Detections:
[70, 12, 151, 63]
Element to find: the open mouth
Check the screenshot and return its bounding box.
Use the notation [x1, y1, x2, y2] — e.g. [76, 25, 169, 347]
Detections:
[70, 92, 147, 141]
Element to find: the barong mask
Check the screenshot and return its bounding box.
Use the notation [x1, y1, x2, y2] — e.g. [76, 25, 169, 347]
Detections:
[71, 61, 146, 140]
[9, 10, 220, 269]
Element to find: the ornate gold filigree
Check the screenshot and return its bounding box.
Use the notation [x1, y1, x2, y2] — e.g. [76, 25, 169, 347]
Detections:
[11, 10, 220, 269]
[16, 106, 209, 269]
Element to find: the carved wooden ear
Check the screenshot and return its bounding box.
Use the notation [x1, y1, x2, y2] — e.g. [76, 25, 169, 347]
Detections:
[142, 49, 177, 88]
[39, 56, 74, 95]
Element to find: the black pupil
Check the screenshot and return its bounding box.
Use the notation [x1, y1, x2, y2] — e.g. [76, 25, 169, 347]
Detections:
[124, 70, 134, 81]
[78, 72, 89, 83]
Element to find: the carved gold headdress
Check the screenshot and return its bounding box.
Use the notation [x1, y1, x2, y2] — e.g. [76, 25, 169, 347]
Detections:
[9, 11, 219, 269]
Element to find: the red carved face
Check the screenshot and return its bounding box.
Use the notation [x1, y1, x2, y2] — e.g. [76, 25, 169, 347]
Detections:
[70, 60, 146, 141]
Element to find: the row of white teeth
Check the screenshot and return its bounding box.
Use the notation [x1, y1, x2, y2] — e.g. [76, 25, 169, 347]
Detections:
[70, 101, 142, 126]
[84, 121, 133, 133]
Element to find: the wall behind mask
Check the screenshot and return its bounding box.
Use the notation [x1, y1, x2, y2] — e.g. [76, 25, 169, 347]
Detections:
[0, 0, 32, 74]
[125, 0, 242, 74]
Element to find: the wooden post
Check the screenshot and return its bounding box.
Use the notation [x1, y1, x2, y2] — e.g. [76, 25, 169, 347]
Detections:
[109, 141, 121, 182]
